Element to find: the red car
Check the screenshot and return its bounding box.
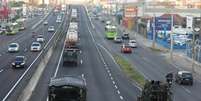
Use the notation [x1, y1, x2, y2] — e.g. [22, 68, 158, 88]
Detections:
[121, 44, 132, 53]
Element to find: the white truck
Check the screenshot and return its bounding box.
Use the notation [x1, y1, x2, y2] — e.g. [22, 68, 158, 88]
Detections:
[65, 29, 78, 48]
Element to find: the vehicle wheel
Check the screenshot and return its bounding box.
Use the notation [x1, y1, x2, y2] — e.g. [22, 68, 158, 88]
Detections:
[190, 82, 193, 86]
[178, 80, 182, 85]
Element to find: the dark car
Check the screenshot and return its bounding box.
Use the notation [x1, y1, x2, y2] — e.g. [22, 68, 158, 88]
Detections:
[175, 71, 193, 85]
[12, 56, 26, 68]
[122, 33, 129, 40]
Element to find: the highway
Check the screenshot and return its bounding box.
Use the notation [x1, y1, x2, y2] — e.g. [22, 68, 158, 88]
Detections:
[90, 10, 201, 101]
[29, 5, 140, 101]
[2, 5, 200, 101]
[0, 10, 63, 100]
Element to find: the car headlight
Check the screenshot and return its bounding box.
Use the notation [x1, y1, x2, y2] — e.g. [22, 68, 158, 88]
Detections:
[21, 63, 25, 65]
[12, 63, 15, 65]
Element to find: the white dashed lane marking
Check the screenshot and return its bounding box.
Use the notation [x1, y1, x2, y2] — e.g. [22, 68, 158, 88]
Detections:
[120, 96, 124, 100]
[0, 69, 3, 73]
[85, 6, 125, 101]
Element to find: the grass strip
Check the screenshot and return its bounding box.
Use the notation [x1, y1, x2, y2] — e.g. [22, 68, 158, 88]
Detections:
[149, 47, 169, 52]
[113, 54, 145, 87]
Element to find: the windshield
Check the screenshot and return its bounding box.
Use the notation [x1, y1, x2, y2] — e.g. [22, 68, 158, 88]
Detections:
[182, 73, 192, 78]
[49, 86, 82, 101]
[38, 36, 43, 38]
[9, 44, 17, 47]
[32, 43, 40, 46]
[15, 57, 23, 62]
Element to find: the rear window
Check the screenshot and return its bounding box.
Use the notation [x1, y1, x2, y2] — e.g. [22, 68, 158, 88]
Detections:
[182, 73, 192, 78]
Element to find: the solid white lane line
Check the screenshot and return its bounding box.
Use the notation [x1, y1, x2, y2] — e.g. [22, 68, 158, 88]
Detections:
[53, 39, 65, 78]
[2, 51, 43, 101]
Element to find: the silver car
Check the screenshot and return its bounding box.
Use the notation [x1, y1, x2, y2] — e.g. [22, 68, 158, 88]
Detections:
[36, 35, 45, 43]
[128, 40, 137, 48]
[8, 43, 19, 52]
[30, 42, 42, 52]
[48, 26, 55, 32]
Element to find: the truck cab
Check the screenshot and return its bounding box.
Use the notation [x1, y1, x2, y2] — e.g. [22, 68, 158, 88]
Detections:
[63, 48, 79, 66]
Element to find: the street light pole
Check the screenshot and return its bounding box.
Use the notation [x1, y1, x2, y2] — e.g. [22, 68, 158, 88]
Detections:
[192, 27, 200, 73]
[170, 14, 174, 60]
[152, 3, 156, 48]
[152, 16, 156, 48]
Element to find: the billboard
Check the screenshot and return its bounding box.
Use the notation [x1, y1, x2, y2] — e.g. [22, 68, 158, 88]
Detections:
[124, 7, 137, 18]
[155, 17, 172, 31]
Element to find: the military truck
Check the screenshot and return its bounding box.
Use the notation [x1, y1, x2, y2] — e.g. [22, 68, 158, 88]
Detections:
[48, 76, 87, 101]
[63, 48, 79, 66]
[137, 80, 172, 101]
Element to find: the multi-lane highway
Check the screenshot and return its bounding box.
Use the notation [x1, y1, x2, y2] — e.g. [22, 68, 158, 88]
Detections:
[90, 8, 201, 101]
[1, 4, 201, 101]
[0, 9, 63, 100]
[29, 5, 140, 101]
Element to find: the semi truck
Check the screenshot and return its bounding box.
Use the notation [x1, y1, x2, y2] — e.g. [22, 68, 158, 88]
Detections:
[63, 21, 79, 66]
[65, 30, 78, 48]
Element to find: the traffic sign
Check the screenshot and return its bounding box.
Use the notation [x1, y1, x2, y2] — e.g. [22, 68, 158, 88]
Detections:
[155, 17, 172, 31]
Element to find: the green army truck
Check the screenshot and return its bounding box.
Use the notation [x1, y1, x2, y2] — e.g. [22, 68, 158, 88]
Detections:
[137, 80, 172, 101]
[48, 76, 87, 101]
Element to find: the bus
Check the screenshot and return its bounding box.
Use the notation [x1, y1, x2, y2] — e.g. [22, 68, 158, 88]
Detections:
[5, 22, 19, 35]
[17, 18, 26, 31]
[48, 76, 87, 101]
[105, 25, 117, 39]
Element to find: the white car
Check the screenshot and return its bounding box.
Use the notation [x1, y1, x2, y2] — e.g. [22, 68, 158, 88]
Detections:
[36, 35, 45, 43]
[8, 43, 19, 52]
[48, 26, 55, 32]
[128, 40, 137, 48]
[30, 42, 42, 52]
[43, 21, 48, 25]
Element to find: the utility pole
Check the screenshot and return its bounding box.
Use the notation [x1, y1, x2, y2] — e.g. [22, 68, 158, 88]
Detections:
[192, 18, 200, 73]
[152, 15, 156, 48]
[152, 3, 156, 48]
[170, 14, 174, 60]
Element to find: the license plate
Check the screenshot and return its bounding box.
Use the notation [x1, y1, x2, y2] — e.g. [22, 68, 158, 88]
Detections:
[16, 65, 20, 67]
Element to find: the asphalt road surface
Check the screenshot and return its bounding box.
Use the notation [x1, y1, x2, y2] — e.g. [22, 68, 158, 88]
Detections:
[29, 5, 140, 101]
[91, 11, 201, 101]
[0, 11, 63, 100]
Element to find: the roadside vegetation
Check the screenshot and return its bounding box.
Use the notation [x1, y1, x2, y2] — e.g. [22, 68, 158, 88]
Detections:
[113, 54, 145, 87]
[149, 47, 169, 53]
